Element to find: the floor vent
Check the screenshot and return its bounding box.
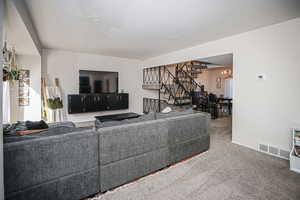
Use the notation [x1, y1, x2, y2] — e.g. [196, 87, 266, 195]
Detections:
[269, 146, 279, 155]
[279, 149, 290, 160]
[259, 144, 289, 160]
[259, 144, 268, 152]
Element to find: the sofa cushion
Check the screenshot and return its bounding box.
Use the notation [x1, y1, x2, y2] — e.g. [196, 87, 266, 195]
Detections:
[4, 129, 98, 195]
[98, 120, 169, 165]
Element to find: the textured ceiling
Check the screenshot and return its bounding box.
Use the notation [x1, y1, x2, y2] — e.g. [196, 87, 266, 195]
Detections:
[25, 0, 300, 59]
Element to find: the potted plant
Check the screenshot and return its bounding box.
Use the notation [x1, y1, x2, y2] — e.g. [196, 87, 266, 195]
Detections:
[47, 97, 63, 110]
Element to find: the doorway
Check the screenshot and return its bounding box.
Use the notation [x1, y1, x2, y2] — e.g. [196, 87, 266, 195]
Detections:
[195, 53, 233, 140]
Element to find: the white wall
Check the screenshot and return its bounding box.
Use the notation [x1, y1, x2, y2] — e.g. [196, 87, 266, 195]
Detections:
[143, 17, 300, 152]
[10, 55, 41, 122]
[42, 49, 143, 123]
[0, 0, 4, 198]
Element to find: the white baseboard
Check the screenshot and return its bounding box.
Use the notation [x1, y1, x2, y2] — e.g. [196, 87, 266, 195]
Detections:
[290, 168, 300, 174]
[231, 140, 258, 151]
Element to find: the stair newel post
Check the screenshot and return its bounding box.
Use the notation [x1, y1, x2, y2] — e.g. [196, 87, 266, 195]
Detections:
[143, 67, 145, 86]
[158, 66, 161, 112]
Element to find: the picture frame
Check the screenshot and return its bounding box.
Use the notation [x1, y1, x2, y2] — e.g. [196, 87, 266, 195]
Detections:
[18, 70, 30, 106]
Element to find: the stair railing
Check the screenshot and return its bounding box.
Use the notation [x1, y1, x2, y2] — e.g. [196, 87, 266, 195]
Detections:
[175, 63, 203, 96]
[142, 62, 207, 108]
[176, 66, 202, 92]
[160, 66, 191, 105]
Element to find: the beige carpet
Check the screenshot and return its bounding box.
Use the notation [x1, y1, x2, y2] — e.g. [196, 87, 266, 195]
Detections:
[87, 117, 300, 200]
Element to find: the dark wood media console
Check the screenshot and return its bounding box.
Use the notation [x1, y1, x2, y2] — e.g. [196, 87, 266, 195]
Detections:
[68, 93, 128, 114]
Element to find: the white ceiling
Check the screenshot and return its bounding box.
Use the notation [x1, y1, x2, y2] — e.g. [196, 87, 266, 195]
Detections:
[25, 0, 300, 60]
[6, 0, 39, 56]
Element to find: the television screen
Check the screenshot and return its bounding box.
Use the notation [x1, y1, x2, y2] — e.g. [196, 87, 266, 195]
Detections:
[79, 70, 118, 94]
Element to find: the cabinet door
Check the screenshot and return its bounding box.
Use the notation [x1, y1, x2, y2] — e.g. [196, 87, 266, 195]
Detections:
[68, 95, 84, 114]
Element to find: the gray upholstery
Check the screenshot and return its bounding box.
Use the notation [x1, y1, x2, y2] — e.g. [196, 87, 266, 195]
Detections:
[96, 120, 127, 128]
[6, 168, 99, 200]
[4, 128, 99, 200]
[97, 112, 210, 192]
[4, 112, 210, 199]
[100, 147, 169, 191]
[98, 120, 170, 191]
[56, 168, 99, 200]
[6, 182, 57, 200]
[98, 120, 168, 165]
[156, 108, 195, 119]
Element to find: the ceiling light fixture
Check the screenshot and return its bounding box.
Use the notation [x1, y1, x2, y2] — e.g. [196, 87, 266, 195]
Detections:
[221, 69, 232, 75]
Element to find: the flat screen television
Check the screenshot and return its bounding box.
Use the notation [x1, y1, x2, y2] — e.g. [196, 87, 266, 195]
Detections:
[79, 70, 118, 94]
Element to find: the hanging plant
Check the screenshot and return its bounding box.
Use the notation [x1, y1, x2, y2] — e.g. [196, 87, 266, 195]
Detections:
[2, 42, 21, 82]
[3, 66, 20, 82]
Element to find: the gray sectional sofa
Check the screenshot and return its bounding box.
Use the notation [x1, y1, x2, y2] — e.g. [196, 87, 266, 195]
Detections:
[4, 111, 210, 200]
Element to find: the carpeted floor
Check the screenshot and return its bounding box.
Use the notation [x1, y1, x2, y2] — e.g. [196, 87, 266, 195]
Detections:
[88, 117, 300, 200]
